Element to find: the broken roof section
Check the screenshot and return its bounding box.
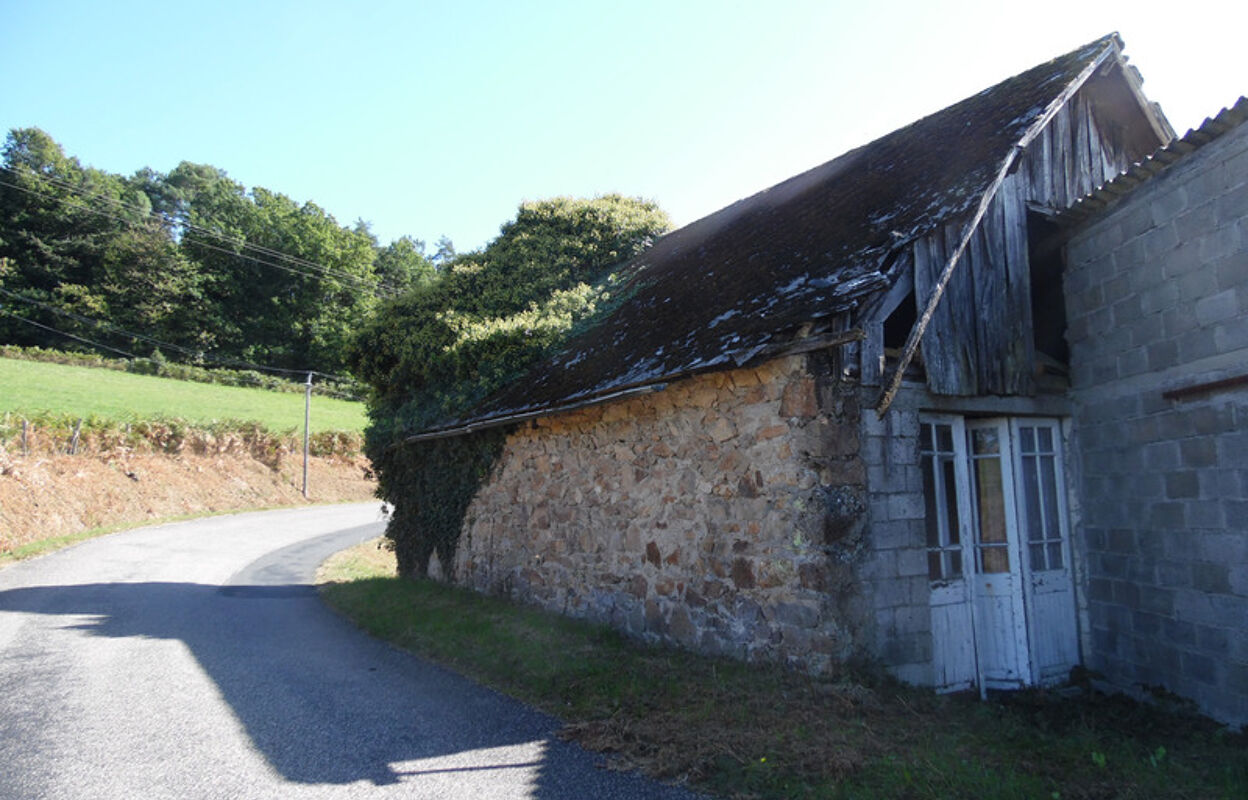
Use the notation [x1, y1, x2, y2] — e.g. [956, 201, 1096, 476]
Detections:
[410, 34, 1156, 441]
[1062, 95, 1248, 226]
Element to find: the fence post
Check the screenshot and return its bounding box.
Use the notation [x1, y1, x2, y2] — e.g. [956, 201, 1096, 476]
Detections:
[21, 418, 29, 456]
[68, 418, 83, 455]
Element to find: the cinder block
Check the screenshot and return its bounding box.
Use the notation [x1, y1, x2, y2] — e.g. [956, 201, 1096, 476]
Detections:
[1133, 610, 1162, 636]
[1162, 305, 1199, 338]
[1139, 586, 1175, 615]
[1117, 347, 1149, 378]
[1199, 226, 1241, 265]
[1216, 181, 1248, 226]
[1191, 405, 1236, 435]
[1116, 203, 1157, 242]
[1150, 501, 1187, 529]
[872, 519, 921, 550]
[1214, 252, 1248, 292]
[1173, 199, 1218, 243]
[1186, 499, 1225, 529]
[1141, 222, 1180, 261]
[894, 546, 928, 577]
[1165, 470, 1200, 499]
[1223, 499, 1248, 531]
[1178, 328, 1219, 362]
[1180, 437, 1218, 468]
[1217, 432, 1248, 468]
[1192, 562, 1232, 594]
[1161, 239, 1204, 279]
[1150, 185, 1190, 226]
[1181, 650, 1219, 685]
[1112, 579, 1142, 609]
[1146, 339, 1180, 372]
[1215, 315, 1248, 354]
[1195, 289, 1240, 326]
[1177, 266, 1220, 303]
[1143, 440, 1181, 471]
[1196, 624, 1231, 656]
[1107, 527, 1136, 553]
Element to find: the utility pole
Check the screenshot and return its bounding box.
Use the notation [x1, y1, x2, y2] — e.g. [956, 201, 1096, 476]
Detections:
[302, 372, 312, 499]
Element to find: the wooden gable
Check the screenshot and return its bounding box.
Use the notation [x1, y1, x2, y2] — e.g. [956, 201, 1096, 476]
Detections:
[900, 60, 1172, 398]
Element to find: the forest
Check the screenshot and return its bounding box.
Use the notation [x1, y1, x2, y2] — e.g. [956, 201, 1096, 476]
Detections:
[0, 127, 442, 377]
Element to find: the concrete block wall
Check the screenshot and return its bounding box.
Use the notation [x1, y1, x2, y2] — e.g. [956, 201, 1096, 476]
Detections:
[857, 389, 932, 685]
[1065, 120, 1248, 727]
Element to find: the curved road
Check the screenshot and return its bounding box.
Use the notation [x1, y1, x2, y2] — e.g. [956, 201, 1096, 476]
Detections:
[0, 504, 702, 799]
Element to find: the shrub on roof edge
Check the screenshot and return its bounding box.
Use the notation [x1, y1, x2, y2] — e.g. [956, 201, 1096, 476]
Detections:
[348, 195, 671, 577]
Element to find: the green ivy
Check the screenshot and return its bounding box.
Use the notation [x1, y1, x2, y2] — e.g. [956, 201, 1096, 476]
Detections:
[350, 195, 670, 577]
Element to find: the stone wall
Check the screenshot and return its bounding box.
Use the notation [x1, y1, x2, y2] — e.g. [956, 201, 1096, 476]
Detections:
[1065, 120, 1248, 726]
[454, 354, 872, 671]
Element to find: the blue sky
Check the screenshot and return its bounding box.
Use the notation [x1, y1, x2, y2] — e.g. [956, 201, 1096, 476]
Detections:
[2, 0, 1243, 253]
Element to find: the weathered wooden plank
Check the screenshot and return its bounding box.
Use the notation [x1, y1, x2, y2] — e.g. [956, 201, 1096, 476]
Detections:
[968, 210, 1002, 393]
[1031, 125, 1054, 207]
[915, 229, 976, 395]
[1001, 172, 1036, 395]
[1051, 103, 1072, 209]
[1073, 96, 1093, 199]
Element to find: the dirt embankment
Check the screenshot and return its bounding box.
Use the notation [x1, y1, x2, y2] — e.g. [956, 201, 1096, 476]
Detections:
[0, 449, 378, 550]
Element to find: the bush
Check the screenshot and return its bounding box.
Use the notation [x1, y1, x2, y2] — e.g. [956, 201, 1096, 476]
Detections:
[350, 196, 670, 576]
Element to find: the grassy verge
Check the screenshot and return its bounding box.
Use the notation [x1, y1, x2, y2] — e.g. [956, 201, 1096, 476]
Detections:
[0, 356, 367, 433]
[319, 540, 1248, 800]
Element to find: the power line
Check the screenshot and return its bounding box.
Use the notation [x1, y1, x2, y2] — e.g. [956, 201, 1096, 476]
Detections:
[0, 306, 139, 358]
[0, 306, 364, 400]
[0, 167, 401, 295]
[0, 286, 355, 383]
[0, 163, 396, 291]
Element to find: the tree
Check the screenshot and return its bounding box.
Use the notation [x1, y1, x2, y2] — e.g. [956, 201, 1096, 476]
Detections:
[375, 235, 437, 293]
[0, 128, 191, 352]
[166, 163, 382, 372]
[349, 194, 671, 576]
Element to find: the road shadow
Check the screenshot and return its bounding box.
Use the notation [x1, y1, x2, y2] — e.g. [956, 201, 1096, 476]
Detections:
[0, 551, 699, 797]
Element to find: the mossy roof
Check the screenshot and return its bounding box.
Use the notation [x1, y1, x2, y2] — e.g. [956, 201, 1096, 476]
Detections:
[418, 34, 1127, 437]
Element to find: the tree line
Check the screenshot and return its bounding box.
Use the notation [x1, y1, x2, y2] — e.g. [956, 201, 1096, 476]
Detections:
[0, 127, 443, 376]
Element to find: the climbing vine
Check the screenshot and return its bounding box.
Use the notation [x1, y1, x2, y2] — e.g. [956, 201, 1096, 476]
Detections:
[350, 196, 670, 577]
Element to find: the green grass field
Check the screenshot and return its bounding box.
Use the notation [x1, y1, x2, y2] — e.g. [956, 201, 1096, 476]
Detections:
[0, 357, 368, 433]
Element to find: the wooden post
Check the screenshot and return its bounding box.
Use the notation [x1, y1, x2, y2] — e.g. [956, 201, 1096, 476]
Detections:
[302, 372, 312, 499]
[68, 418, 83, 455]
[21, 418, 29, 456]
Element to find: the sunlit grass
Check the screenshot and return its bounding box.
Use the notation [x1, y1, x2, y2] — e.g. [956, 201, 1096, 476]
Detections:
[319, 539, 1248, 799]
[0, 357, 367, 433]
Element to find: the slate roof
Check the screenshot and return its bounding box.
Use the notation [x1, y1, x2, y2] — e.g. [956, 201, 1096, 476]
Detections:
[412, 34, 1128, 439]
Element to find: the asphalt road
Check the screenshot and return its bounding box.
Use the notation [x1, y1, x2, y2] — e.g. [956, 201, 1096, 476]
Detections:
[0, 504, 703, 799]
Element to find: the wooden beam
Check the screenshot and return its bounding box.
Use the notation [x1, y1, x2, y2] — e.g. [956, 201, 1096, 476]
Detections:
[875, 39, 1119, 417]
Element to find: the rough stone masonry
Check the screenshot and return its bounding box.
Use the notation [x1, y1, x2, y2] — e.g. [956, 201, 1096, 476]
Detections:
[452, 354, 874, 672]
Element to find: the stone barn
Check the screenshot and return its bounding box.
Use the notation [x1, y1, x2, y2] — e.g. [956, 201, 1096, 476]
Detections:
[395, 35, 1244, 724]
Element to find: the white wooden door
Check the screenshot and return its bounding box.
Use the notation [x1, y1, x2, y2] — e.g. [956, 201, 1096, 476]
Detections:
[1011, 419, 1080, 685]
[921, 418, 977, 691]
[965, 419, 1030, 688]
[923, 415, 1080, 692]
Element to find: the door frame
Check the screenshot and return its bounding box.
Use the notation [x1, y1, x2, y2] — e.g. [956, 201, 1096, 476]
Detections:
[921, 414, 1081, 692]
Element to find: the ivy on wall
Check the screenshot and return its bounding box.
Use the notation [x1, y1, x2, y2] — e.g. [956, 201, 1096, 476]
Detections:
[350, 196, 671, 576]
